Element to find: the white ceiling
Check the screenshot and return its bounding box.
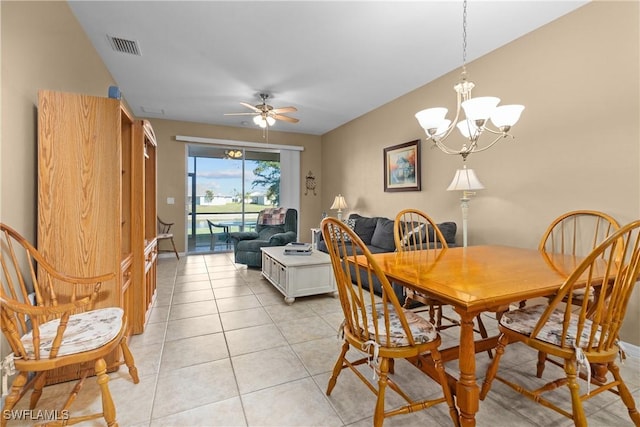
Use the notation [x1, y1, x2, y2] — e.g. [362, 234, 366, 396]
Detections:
[68, 1, 588, 136]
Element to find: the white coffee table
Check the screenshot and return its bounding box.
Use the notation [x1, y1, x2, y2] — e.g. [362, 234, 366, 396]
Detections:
[261, 246, 337, 304]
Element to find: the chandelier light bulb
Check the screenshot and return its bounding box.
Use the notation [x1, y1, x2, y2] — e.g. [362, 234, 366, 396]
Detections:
[266, 116, 276, 126]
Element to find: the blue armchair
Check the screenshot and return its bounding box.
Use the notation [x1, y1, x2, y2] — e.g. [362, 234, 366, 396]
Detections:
[229, 207, 298, 268]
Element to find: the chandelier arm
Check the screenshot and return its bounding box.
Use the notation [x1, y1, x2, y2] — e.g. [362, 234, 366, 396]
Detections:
[468, 134, 509, 154]
[427, 86, 465, 146]
[433, 140, 466, 155]
[481, 126, 506, 136]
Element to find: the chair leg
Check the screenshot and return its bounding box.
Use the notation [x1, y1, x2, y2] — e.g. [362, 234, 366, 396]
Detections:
[480, 333, 508, 400]
[121, 340, 140, 384]
[29, 371, 47, 409]
[95, 358, 118, 427]
[326, 341, 349, 395]
[2, 372, 28, 427]
[536, 350, 547, 378]
[608, 362, 640, 426]
[430, 304, 439, 327]
[169, 237, 179, 259]
[373, 357, 390, 427]
[431, 348, 460, 427]
[474, 315, 492, 359]
[564, 358, 587, 427]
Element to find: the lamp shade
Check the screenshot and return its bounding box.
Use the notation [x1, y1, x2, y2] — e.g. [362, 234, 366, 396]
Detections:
[490, 104, 525, 128]
[456, 119, 480, 139]
[415, 107, 448, 131]
[447, 166, 485, 191]
[330, 194, 348, 210]
[461, 96, 500, 121]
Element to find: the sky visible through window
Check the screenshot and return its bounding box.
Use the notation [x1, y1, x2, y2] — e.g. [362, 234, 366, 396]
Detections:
[189, 157, 267, 198]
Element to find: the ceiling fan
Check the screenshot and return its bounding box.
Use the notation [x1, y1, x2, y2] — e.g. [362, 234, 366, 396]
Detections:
[224, 93, 299, 128]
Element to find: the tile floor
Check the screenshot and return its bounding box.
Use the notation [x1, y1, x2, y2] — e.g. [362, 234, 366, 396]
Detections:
[9, 253, 640, 426]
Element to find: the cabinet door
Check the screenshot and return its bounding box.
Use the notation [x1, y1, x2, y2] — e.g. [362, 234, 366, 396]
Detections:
[38, 90, 123, 308]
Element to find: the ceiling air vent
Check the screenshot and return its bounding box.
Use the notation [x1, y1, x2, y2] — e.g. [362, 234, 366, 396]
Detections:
[107, 35, 141, 56]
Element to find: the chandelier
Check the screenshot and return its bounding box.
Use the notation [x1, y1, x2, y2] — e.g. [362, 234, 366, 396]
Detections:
[415, 0, 524, 161]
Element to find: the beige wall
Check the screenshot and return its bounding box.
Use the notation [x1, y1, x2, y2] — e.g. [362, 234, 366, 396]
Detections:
[321, 1, 640, 344]
[1, 1, 117, 242]
[2, 1, 639, 345]
[149, 119, 322, 252]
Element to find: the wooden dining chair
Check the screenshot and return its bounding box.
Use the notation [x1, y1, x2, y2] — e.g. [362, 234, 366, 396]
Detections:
[479, 219, 640, 427]
[520, 210, 621, 309]
[157, 216, 179, 259]
[0, 223, 140, 427]
[532, 209, 622, 383]
[321, 217, 459, 427]
[393, 209, 489, 342]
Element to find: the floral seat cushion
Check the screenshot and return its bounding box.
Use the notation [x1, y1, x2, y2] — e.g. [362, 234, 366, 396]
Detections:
[365, 303, 438, 347]
[499, 304, 599, 348]
[21, 307, 124, 359]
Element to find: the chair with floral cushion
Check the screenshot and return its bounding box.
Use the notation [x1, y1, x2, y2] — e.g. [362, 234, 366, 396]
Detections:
[321, 217, 459, 427]
[522, 210, 622, 380]
[479, 220, 640, 427]
[394, 208, 489, 344]
[0, 223, 139, 427]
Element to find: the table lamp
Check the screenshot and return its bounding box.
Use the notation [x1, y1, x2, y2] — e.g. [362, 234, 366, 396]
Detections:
[447, 165, 484, 247]
[330, 194, 348, 221]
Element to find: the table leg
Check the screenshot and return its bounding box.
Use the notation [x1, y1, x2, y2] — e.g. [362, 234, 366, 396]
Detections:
[455, 309, 480, 427]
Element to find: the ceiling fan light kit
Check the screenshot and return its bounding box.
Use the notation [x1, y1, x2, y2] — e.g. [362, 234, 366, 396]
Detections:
[225, 93, 299, 131]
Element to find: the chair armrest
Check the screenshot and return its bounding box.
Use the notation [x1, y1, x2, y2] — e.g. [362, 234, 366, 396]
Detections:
[268, 231, 297, 246]
[228, 231, 259, 243]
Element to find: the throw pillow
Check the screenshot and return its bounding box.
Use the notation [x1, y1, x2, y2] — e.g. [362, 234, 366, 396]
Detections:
[401, 223, 426, 246]
[435, 222, 457, 245]
[370, 218, 396, 252]
[349, 214, 379, 245]
[330, 218, 356, 242]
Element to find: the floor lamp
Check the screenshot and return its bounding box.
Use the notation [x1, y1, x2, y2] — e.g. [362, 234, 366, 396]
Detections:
[447, 165, 484, 247]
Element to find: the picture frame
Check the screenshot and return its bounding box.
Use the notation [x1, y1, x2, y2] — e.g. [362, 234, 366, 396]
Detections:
[383, 139, 421, 192]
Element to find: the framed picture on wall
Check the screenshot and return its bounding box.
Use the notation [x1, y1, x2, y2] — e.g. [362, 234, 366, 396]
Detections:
[383, 139, 421, 192]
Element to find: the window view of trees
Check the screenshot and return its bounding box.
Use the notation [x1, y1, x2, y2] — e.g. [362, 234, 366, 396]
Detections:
[251, 161, 280, 206]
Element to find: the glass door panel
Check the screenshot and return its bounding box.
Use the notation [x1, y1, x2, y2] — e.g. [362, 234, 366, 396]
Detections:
[187, 145, 280, 254]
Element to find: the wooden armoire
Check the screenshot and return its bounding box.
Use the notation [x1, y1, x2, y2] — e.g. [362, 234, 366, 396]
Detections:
[37, 90, 157, 383]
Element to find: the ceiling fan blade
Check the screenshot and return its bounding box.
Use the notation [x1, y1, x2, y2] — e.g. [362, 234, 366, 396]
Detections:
[271, 106, 297, 114]
[224, 112, 259, 116]
[274, 114, 299, 123]
[240, 102, 261, 112]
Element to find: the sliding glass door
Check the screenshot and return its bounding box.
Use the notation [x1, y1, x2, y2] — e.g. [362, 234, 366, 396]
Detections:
[187, 145, 280, 254]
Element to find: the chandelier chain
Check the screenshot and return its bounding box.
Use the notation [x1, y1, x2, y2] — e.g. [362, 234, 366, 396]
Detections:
[462, 0, 468, 76]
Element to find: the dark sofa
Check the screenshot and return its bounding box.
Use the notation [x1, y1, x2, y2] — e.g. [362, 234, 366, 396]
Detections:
[318, 213, 457, 303]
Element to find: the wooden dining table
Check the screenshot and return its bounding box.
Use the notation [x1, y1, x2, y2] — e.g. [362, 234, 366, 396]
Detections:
[354, 245, 586, 427]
